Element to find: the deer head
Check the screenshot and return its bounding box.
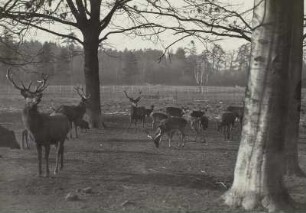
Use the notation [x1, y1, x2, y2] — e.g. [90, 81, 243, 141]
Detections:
[74, 86, 90, 104]
[6, 68, 48, 107]
[144, 128, 163, 148]
[124, 90, 142, 107]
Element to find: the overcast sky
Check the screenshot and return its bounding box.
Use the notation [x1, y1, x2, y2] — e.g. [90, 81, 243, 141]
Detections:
[28, 0, 251, 53]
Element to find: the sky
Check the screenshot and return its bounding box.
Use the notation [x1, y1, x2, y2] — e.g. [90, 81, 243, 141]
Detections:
[27, 0, 251, 53]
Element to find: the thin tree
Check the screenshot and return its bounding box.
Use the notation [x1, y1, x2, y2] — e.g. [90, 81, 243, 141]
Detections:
[222, 0, 302, 212]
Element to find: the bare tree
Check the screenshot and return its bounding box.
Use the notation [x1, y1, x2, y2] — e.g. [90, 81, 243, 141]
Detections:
[0, 0, 161, 128]
[134, 0, 304, 177]
[222, 0, 303, 212]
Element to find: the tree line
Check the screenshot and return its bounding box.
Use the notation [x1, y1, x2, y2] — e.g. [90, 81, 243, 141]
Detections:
[0, 37, 252, 86]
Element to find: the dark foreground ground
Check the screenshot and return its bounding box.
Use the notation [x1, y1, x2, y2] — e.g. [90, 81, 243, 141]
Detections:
[0, 111, 306, 213]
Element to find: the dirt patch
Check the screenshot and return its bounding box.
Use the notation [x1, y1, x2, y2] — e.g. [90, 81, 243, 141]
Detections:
[0, 112, 305, 213]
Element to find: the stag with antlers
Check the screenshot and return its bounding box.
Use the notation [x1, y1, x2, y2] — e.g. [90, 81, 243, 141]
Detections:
[53, 86, 90, 138]
[124, 90, 147, 128]
[6, 68, 70, 176]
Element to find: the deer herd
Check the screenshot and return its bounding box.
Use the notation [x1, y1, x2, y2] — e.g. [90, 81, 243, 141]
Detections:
[5, 68, 244, 177]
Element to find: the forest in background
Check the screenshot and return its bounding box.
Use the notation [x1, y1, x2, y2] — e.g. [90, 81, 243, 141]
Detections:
[0, 34, 305, 87]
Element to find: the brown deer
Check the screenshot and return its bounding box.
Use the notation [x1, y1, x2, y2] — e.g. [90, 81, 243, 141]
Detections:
[53, 86, 90, 138]
[146, 117, 187, 148]
[7, 68, 70, 177]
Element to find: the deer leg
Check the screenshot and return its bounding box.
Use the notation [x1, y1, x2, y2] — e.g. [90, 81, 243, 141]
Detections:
[54, 142, 61, 175]
[69, 121, 73, 138]
[60, 142, 64, 170]
[44, 144, 50, 177]
[74, 122, 78, 138]
[22, 130, 26, 149]
[180, 131, 185, 147]
[128, 117, 132, 128]
[36, 144, 42, 177]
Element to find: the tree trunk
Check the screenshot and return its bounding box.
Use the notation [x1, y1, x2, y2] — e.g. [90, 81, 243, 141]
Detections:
[222, 0, 298, 211]
[284, 0, 305, 177]
[83, 30, 102, 128]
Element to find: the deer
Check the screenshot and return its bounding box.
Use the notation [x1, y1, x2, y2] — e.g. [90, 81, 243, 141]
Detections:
[183, 109, 209, 143]
[146, 117, 187, 148]
[0, 125, 20, 149]
[75, 119, 89, 132]
[7, 68, 70, 177]
[217, 111, 236, 141]
[53, 86, 90, 138]
[145, 105, 155, 117]
[166, 106, 184, 117]
[226, 105, 244, 129]
[150, 111, 168, 130]
[124, 90, 147, 128]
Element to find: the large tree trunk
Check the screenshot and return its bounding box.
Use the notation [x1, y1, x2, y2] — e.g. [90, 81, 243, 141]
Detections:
[284, 0, 305, 177]
[222, 0, 298, 212]
[83, 29, 102, 128]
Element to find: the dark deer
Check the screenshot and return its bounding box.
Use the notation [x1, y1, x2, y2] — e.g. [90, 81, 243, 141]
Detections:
[53, 86, 90, 138]
[183, 109, 208, 142]
[124, 90, 147, 128]
[166, 106, 184, 117]
[7, 68, 70, 176]
[226, 106, 244, 129]
[75, 119, 89, 132]
[217, 111, 236, 141]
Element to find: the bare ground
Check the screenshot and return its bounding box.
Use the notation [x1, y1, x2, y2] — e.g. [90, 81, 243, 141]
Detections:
[0, 111, 306, 213]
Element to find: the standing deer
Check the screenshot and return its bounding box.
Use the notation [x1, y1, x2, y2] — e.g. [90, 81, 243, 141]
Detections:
[53, 87, 90, 138]
[124, 90, 147, 128]
[183, 110, 208, 142]
[7, 69, 70, 176]
[146, 117, 187, 148]
[226, 106, 244, 128]
[217, 111, 236, 141]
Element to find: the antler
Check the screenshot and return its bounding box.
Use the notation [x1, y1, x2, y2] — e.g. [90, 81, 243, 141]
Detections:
[6, 68, 48, 97]
[74, 86, 90, 99]
[35, 73, 48, 93]
[6, 68, 27, 91]
[124, 90, 142, 105]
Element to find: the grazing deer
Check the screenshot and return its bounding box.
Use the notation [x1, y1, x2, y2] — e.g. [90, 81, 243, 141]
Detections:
[217, 111, 236, 141]
[53, 87, 90, 138]
[150, 111, 168, 130]
[146, 117, 187, 148]
[124, 90, 147, 128]
[7, 69, 70, 176]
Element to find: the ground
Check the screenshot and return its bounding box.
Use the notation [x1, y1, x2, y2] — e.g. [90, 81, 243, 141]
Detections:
[0, 86, 305, 213]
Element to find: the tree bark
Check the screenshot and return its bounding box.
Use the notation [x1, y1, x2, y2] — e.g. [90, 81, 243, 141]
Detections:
[222, 0, 298, 211]
[83, 29, 102, 128]
[284, 0, 305, 177]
